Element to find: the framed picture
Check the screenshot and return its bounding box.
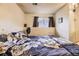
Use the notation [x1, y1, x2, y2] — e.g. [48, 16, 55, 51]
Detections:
[58, 17, 63, 23]
[24, 24, 27, 27]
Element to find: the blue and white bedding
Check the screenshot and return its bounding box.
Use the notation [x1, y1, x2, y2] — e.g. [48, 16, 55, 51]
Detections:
[28, 46, 72, 56]
[1, 35, 79, 56]
[23, 36, 79, 56]
[61, 44, 79, 56]
[52, 37, 73, 44]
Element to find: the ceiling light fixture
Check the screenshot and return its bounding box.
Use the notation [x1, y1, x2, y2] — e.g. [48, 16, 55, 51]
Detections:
[32, 3, 38, 5]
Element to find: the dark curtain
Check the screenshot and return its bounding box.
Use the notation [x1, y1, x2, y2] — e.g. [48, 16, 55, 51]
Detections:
[49, 17, 55, 27]
[33, 16, 39, 27]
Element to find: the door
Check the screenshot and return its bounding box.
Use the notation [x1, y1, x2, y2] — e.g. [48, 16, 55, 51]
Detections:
[75, 5, 79, 42]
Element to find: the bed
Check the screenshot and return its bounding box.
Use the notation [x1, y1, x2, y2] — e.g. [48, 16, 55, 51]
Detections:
[0, 35, 79, 56]
[18, 36, 79, 56]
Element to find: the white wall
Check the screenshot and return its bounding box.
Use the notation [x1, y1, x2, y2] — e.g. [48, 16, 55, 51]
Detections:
[0, 3, 24, 34]
[25, 14, 55, 36]
[55, 4, 69, 40]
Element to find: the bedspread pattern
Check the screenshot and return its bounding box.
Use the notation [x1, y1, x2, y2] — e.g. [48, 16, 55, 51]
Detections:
[0, 36, 79, 56]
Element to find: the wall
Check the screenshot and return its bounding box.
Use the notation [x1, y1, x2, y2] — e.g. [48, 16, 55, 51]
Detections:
[0, 3, 24, 34]
[25, 14, 55, 36]
[55, 4, 69, 40]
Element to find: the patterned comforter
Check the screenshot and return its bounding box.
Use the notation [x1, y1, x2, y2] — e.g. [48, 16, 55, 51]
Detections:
[1, 36, 79, 56]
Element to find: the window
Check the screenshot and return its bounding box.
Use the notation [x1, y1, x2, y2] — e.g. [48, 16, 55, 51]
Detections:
[33, 16, 55, 27]
[38, 17, 49, 28]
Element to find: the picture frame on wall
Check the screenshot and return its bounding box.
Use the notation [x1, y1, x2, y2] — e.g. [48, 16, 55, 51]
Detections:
[58, 17, 63, 23]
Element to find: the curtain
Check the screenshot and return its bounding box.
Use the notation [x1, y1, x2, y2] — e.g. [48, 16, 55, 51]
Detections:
[33, 16, 39, 27]
[49, 17, 55, 27]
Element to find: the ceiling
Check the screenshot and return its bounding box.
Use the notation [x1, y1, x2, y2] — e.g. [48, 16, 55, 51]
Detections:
[17, 3, 65, 14]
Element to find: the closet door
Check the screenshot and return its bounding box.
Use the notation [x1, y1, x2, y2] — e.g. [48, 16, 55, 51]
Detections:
[75, 5, 79, 42]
